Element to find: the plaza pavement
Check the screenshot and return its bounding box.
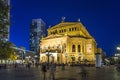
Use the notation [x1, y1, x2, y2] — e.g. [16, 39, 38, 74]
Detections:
[0, 65, 120, 80]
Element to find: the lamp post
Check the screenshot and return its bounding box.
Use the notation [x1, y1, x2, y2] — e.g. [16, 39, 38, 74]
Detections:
[51, 54, 54, 63]
[34, 55, 38, 63]
[71, 55, 74, 66]
[117, 46, 120, 51]
[65, 53, 68, 65]
[78, 54, 82, 64]
[116, 46, 120, 63]
[46, 51, 51, 69]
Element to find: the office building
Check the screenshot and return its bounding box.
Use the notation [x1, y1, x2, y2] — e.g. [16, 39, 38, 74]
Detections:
[0, 0, 10, 41]
[30, 19, 46, 54]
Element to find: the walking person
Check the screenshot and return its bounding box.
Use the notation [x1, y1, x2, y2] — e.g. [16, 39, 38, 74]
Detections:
[14, 62, 18, 69]
[41, 62, 47, 80]
[35, 62, 39, 68]
[61, 63, 65, 70]
[28, 62, 31, 70]
[49, 62, 56, 80]
[79, 65, 87, 80]
[116, 61, 120, 72]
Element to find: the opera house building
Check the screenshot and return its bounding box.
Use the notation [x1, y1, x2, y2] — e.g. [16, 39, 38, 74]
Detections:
[40, 20, 97, 65]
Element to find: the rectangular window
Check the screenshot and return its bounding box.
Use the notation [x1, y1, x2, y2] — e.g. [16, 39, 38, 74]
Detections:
[59, 30, 61, 33]
[78, 45, 81, 52]
[75, 27, 76, 31]
[64, 29, 66, 32]
[69, 28, 71, 31]
[72, 45, 76, 52]
[72, 28, 74, 31]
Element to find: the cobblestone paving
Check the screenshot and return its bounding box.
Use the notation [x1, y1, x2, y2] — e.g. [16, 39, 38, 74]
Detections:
[0, 65, 120, 80]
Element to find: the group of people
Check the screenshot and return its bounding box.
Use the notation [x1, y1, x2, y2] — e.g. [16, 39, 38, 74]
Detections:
[116, 62, 120, 71]
[13, 62, 32, 70]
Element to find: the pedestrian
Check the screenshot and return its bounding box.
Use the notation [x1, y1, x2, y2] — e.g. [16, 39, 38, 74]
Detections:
[14, 62, 17, 69]
[61, 63, 65, 70]
[41, 62, 47, 80]
[28, 62, 31, 70]
[49, 62, 56, 80]
[116, 61, 120, 72]
[79, 65, 87, 80]
[35, 62, 39, 68]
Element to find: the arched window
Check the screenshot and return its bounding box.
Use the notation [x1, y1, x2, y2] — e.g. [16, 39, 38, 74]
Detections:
[82, 46, 84, 53]
[64, 29, 66, 32]
[72, 28, 74, 31]
[72, 45, 76, 52]
[75, 27, 76, 31]
[78, 45, 81, 52]
[69, 28, 71, 31]
[59, 30, 61, 33]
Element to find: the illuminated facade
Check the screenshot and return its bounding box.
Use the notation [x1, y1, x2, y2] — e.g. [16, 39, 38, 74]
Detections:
[40, 20, 97, 64]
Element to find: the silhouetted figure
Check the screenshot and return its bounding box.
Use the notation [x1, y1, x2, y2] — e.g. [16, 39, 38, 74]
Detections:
[116, 61, 120, 72]
[49, 63, 56, 80]
[42, 63, 47, 80]
[28, 62, 31, 70]
[79, 65, 87, 80]
[35, 62, 39, 68]
[26, 62, 31, 70]
[14, 63, 17, 69]
[61, 63, 65, 70]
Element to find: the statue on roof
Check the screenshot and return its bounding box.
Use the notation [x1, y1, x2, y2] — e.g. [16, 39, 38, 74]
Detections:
[62, 17, 66, 22]
[78, 18, 80, 22]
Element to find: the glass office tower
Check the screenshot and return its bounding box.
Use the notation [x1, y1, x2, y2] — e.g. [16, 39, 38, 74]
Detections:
[30, 19, 46, 54]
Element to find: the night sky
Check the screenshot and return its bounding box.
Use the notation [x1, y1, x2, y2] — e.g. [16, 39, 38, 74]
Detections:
[10, 0, 120, 57]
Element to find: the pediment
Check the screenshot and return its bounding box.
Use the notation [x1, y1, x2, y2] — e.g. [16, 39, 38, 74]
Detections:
[44, 34, 63, 39]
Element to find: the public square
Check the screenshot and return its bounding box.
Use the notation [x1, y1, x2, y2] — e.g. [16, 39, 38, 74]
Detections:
[0, 65, 120, 80]
[1, 0, 120, 80]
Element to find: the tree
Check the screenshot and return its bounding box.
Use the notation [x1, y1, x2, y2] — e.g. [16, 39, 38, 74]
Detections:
[0, 0, 10, 39]
[10, 53, 17, 61]
[0, 0, 12, 62]
[0, 41, 14, 60]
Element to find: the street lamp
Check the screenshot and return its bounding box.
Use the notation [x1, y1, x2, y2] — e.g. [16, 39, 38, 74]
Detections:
[116, 46, 120, 63]
[71, 55, 74, 66]
[34, 55, 38, 62]
[65, 53, 68, 65]
[78, 54, 82, 63]
[117, 46, 120, 51]
[46, 51, 51, 69]
[51, 54, 54, 63]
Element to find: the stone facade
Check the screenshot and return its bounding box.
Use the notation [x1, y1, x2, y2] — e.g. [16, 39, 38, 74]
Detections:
[40, 21, 97, 64]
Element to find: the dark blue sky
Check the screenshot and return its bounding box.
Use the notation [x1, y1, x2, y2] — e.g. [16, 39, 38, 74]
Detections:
[10, 0, 120, 57]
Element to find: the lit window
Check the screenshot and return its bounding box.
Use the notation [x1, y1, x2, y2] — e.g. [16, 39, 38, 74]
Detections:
[78, 45, 81, 52]
[62, 30, 63, 32]
[72, 45, 76, 52]
[75, 27, 76, 31]
[64, 29, 66, 32]
[82, 46, 84, 52]
[59, 30, 61, 33]
[69, 28, 71, 31]
[72, 28, 74, 31]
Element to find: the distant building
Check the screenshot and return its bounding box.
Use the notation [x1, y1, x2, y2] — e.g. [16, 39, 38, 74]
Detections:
[2, 0, 10, 5]
[30, 19, 46, 54]
[11, 46, 36, 63]
[40, 19, 97, 64]
[0, 0, 10, 41]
